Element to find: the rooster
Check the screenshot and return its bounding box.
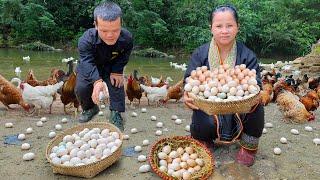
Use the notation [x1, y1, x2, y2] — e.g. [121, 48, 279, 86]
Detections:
[276, 90, 315, 123]
[126, 70, 143, 105]
[140, 84, 167, 106]
[0, 74, 32, 111]
[60, 72, 79, 114]
[162, 80, 184, 103]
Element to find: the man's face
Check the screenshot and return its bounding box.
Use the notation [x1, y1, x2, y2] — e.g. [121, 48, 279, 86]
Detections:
[95, 17, 121, 45]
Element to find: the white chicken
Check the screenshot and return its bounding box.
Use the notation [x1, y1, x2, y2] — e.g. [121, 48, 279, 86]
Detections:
[140, 84, 167, 106]
[19, 81, 64, 114]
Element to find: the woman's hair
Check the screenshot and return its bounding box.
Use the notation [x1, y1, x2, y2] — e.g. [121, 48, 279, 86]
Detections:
[94, 1, 122, 22]
[209, 4, 239, 24]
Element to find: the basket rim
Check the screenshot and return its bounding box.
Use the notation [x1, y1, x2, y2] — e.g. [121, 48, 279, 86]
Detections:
[148, 136, 215, 180]
[45, 122, 123, 170]
[189, 92, 261, 105]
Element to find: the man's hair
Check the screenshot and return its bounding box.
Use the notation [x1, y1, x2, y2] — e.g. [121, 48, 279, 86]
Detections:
[94, 1, 122, 22]
[209, 4, 239, 24]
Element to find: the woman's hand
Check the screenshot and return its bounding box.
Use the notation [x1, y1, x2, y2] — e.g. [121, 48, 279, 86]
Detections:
[183, 91, 199, 110]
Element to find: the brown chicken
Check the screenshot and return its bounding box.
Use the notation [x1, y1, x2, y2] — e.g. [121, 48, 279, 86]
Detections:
[162, 80, 184, 103]
[260, 82, 273, 106]
[0, 74, 31, 111]
[299, 90, 319, 112]
[25, 69, 58, 87]
[126, 73, 143, 105]
[60, 72, 79, 114]
[276, 90, 315, 123]
[273, 79, 295, 101]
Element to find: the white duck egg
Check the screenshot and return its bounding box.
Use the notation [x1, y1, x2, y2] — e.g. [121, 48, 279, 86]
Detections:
[159, 159, 167, 166]
[70, 157, 82, 165]
[63, 135, 74, 143]
[49, 132, 56, 139]
[18, 134, 26, 140]
[26, 127, 33, 134]
[88, 139, 98, 148]
[131, 112, 138, 117]
[162, 145, 171, 154]
[111, 132, 120, 139]
[159, 166, 167, 173]
[57, 148, 68, 157]
[80, 144, 90, 151]
[185, 125, 190, 132]
[142, 139, 150, 146]
[131, 128, 138, 134]
[114, 139, 122, 147]
[155, 130, 162, 136]
[74, 140, 84, 148]
[51, 146, 59, 153]
[151, 116, 157, 121]
[184, 83, 192, 92]
[21, 143, 31, 150]
[138, 155, 147, 162]
[175, 119, 182, 125]
[158, 152, 168, 160]
[100, 104, 106, 109]
[36, 121, 43, 127]
[98, 111, 104, 116]
[123, 134, 130, 140]
[265, 122, 273, 128]
[262, 128, 267, 134]
[61, 118, 68, 123]
[103, 148, 111, 157]
[280, 137, 287, 144]
[5, 122, 13, 128]
[49, 153, 57, 159]
[101, 128, 110, 135]
[70, 148, 79, 158]
[313, 138, 320, 145]
[90, 133, 99, 140]
[107, 142, 115, 149]
[169, 151, 179, 159]
[110, 146, 118, 153]
[141, 108, 147, 113]
[40, 117, 47, 122]
[290, 129, 299, 135]
[171, 115, 178, 120]
[61, 155, 71, 163]
[304, 126, 313, 132]
[23, 152, 35, 161]
[51, 157, 61, 165]
[134, 146, 142, 152]
[156, 122, 163, 128]
[139, 164, 150, 173]
[55, 124, 62, 131]
[273, 147, 282, 155]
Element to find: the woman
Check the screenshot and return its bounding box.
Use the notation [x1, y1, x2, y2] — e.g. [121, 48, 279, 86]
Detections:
[184, 5, 264, 166]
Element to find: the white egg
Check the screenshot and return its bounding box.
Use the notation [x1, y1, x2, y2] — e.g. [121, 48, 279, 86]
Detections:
[151, 116, 157, 121]
[195, 158, 204, 166]
[138, 155, 147, 162]
[175, 119, 182, 125]
[280, 137, 287, 144]
[36, 121, 43, 127]
[184, 83, 192, 92]
[134, 146, 142, 152]
[131, 128, 138, 134]
[159, 159, 168, 167]
[57, 148, 68, 157]
[169, 151, 179, 159]
[156, 122, 163, 128]
[61, 118, 68, 123]
[265, 122, 273, 128]
[103, 148, 111, 157]
[273, 147, 282, 155]
[70, 157, 82, 165]
[123, 134, 130, 140]
[61, 155, 71, 163]
[290, 129, 299, 135]
[49, 132, 56, 139]
[23, 152, 35, 161]
[141, 108, 147, 113]
[139, 164, 150, 173]
[18, 134, 26, 140]
[63, 135, 74, 143]
[100, 104, 106, 109]
[111, 146, 118, 153]
[5, 122, 13, 128]
[262, 128, 267, 134]
[185, 125, 190, 132]
[55, 124, 62, 131]
[142, 139, 150, 146]
[159, 166, 167, 172]
[21, 143, 31, 150]
[98, 111, 104, 116]
[114, 139, 122, 147]
[70, 148, 80, 158]
[171, 115, 178, 120]
[40, 117, 47, 122]
[131, 112, 138, 117]
[26, 127, 33, 134]
[158, 152, 168, 160]
[162, 145, 171, 154]
[52, 157, 61, 165]
[304, 126, 313, 132]
[155, 130, 162, 136]
[49, 153, 57, 159]
[80, 144, 90, 151]
[51, 146, 59, 153]
[313, 138, 320, 145]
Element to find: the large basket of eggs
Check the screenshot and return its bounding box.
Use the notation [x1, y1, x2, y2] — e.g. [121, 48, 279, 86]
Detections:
[185, 64, 261, 115]
[149, 136, 214, 180]
[46, 122, 123, 178]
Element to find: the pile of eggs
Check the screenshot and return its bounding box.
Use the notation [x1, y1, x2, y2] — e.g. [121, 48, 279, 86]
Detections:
[49, 127, 122, 167]
[184, 64, 260, 102]
[157, 145, 204, 179]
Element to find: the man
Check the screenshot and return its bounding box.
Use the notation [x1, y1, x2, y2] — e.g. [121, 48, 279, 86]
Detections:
[75, 1, 133, 131]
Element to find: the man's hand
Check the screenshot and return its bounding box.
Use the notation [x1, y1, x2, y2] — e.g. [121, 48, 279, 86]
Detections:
[183, 91, 199, 110]
[92, 80, 108, 104]
[110, 73, 124, 88]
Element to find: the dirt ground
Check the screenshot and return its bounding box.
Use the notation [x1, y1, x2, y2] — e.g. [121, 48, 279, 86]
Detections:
[0, 97, 319, 180]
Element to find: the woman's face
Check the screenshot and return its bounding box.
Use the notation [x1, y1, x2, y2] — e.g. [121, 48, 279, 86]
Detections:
[211, 11, 239, 47]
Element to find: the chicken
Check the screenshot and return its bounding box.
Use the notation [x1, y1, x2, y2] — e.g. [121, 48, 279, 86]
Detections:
[60, 72, 79, 114]
[299, 90, 319, 112]
[276, 90, 315, 123]
[20, 81, 64, 114]
[260, 82, 273, 106]
[0, 74, 31, 111]
[308, 76, 319, 90]
[273, 79, 295, 101]
[25, 69, 59, 87]
[162, 80, 184, 103]
[140, 84, 167, 106]
[126, 71, 143, 105]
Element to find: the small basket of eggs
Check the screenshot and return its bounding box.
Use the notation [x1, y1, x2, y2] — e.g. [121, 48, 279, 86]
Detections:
[149, 136, 214, 180]
[185, 64, 261, 115]
[46, 122, 123, 178]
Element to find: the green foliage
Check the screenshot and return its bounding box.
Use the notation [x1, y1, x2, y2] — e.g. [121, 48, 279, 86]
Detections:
[19, 41, 56, 51]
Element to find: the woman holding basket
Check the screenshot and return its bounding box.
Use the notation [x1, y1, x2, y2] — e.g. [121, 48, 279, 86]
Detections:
[183, 5, 264, 166]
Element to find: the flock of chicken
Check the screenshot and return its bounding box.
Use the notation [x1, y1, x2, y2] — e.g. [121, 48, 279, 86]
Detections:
[260, 69, 319, 123]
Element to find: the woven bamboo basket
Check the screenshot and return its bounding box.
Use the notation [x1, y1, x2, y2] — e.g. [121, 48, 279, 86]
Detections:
[189, 92, 261, 115]
[46, 122, 123, 178]
[149, 136, 214, 180]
